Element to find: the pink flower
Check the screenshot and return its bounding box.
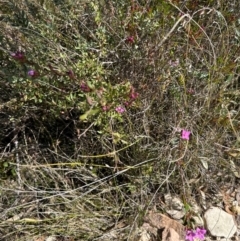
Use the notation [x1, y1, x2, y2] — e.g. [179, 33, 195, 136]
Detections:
[80, 82, 91, 92]
[125, 36, 134, 43]
[102, 105, 110, 112]
[185, 227, 206, 241]
[130, 92, 139, 99]
[181, 130, 191, 140]
[11, 51, 26, 62]
[186, 230, 196, 241]
[123, 87, 139, 107]
[129, 88, 139, 100]
[195, 227, 206, 240]
[28, 69, 38, 77]
[66, 70, 75, 79]
[124, 101, 131, 107]
[115, 106, 125, 113]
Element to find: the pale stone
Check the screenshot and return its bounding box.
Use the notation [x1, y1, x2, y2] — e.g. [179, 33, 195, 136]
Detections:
[192, 215, 204, 226]
[164, 194, 184, 210]
[204, 207, 237, 238]
[164, 194, 185, 220]
[166, 209, 185, 220]
[45, 237, 57, 241]
[144, 211, 185, 239]
[138, 229, 152, 241]
[162, 228, 181, 241]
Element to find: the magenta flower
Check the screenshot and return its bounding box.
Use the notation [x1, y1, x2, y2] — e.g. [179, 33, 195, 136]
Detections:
[186, 230, 196, 241]
[123, 87, 139, 107]
[28, 69, 38, 77]
[130, 92, 139, 99]
[115, 106, 125, 113]
[11, 51, 25, 62]
[125, 36, 134, 43]
[181, 130, 191, 140]
[66, 70, 75, 79]
[124, 101, 131, 107]
[102, 105, 110, 112]
[195, 227, 206, 240]
[186, 227, 206, 241]
[80, 82, 91, 92]
[129, 88, 139, 100]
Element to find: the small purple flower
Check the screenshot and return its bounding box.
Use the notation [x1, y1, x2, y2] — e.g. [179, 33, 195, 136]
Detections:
[28, 69, 38, 77]
[115, 106, 125, 113]
[185, 227, 206, 241]
[195, 227, 206, 240]
[124, 101, 131, 107]
[186, 230, 196, 241]
[130, 92, 139, 99]
[102, 106, 107, 111]
[80, 82, 91, 92]
[11, 51, 25, 62]
[181, 130, 191, 140]
[102, 105, 110, 112]
[129, 88, 139, 100]
[66, 70, 75, 79]
[123, 87, 139, 107]
[125, 36, 134, 43]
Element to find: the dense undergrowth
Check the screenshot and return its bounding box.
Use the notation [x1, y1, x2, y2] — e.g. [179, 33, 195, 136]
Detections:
[0, 0, 240, 240]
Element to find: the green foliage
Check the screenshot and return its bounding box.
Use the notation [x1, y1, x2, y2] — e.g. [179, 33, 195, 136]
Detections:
[0, 0, 139, 134]
[0, 158, 16, 180]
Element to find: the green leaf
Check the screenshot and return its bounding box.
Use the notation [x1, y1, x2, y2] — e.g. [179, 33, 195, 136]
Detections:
[11, 168, 16, 176]
[87, 80, 94, 89]
[88, 108, 99, 117]
[79, 108, 99, 121]
[80, 112, 88, 121]
[184, 202, 191, 212]
[3, 162, 9, 168]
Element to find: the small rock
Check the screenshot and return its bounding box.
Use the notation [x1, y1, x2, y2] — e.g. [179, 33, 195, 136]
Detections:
[162, 227, 180, 241]
[172, 197, 184, 211]
[164, 194, 184, 211]
[192, 215, 204, 227]
[144, 211, 185, 239]
[204, 207, 237, 238]
[138, 229, 152, 241]
[142, 222, 158, 237]
[190, 200, 202, 214]
[45, 237, 57, 241]
[166, 209, 185, 220]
